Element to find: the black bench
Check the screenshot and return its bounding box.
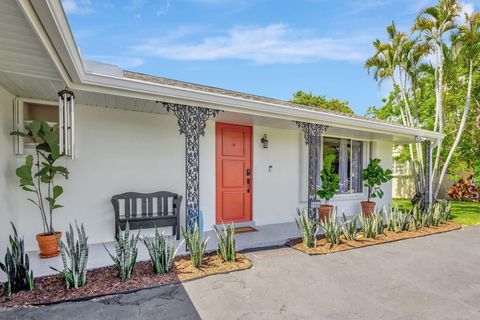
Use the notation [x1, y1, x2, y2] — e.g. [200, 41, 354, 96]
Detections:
[111, 191, 182, 239]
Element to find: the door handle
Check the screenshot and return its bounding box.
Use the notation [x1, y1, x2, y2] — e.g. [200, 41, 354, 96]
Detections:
[246, 168, 251, 176]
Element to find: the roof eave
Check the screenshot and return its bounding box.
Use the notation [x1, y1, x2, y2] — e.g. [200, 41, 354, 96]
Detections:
[22, 0, 444, 143]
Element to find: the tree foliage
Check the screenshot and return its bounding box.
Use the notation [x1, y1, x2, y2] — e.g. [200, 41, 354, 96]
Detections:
[291, 91, 354, 114]
[365, 0, 480, 197]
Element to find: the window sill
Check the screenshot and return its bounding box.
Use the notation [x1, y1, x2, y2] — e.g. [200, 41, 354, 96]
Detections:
[330, 193, 367, 201]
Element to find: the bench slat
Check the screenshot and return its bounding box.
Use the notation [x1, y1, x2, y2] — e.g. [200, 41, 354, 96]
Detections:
[148, 197, 153, 217]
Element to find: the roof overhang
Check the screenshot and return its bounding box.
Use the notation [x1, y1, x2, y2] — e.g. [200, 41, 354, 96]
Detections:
[13, 0, 443, 144]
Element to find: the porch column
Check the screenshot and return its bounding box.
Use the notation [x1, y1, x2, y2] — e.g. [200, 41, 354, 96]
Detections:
[423, 139, 432, 205]
[295, 121, 329, 218]
[163, 102, 220, 233]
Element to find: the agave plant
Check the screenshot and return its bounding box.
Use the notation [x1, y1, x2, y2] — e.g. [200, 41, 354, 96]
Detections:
[182, 223, 209, 268]
[142, 228, 182, 274]
[295, 208, 319, 248]
[320, 209, 342, 247]
[213, 223, 236, 262]
[342, 213, 358, 241]
[105, 223, 140, 281]
[51, 222, 88, 289]
[0, 223, 34, 297]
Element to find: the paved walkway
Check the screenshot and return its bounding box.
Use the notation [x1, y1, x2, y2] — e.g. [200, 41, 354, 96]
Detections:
[2, 226, 480, 320]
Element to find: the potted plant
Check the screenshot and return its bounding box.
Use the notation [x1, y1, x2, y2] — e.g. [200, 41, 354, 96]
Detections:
[11, 120, 69, 258]
[316, 154, 339, 222]
[361, 158, 392, 216]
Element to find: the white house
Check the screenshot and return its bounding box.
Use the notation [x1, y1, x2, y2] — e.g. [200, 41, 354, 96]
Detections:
[0, 0, 443, 259]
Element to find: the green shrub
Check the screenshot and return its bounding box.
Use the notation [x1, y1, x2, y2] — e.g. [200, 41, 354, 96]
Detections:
[182, 223, 209, 268]
[296, 208, 320, 248]
[342, 213, 358, 241]
[320, 209, 342, 247]
[51, 222, 88, 289]
[359, 212, 384, 239]
[142, 228, 181, 274]
[213, 223, 236, 262]
[0, 223, 34, 297]
[105, 223, 140, 281]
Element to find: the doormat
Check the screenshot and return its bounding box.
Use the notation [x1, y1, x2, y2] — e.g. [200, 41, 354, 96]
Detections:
[234, 226, 258, 234]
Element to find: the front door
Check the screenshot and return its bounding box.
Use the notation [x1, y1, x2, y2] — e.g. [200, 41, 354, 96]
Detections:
[216, 122, 252, 224]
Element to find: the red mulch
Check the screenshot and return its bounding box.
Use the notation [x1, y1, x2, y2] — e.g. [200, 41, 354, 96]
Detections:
[0, 253, 252, 308]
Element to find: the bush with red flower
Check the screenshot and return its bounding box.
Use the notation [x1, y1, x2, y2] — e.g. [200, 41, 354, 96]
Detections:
[448, 175, 479, 202]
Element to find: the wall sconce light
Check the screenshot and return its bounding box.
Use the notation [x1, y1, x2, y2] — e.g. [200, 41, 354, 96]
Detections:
[261, 134, 269, 148]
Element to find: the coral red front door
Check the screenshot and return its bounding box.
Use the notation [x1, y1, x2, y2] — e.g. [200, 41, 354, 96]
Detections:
[216, 123, 252, 224]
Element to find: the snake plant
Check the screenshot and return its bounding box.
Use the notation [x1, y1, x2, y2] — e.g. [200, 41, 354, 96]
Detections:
[342, 213, 358, 241]
[142, 228, 182, 274]
[105, 223, 140, 281]
[0, 223, 34, 297]
[213, 223, 236, 262]
[51, 222, 88, 289]
[319, 209, 342, 247]
[296, 208, 320, 248]
[182, 223, 209, 268]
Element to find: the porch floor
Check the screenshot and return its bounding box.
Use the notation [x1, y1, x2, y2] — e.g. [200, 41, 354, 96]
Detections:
[27, 222, 300, 278]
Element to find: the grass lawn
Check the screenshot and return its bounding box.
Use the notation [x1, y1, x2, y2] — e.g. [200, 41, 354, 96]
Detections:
[393, 199, 480, 226]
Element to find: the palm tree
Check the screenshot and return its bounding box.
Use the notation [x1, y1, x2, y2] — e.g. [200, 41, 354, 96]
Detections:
[365, 22, 421, 192]
[434, 12, 480, 198]
[413, 0, 460, 192]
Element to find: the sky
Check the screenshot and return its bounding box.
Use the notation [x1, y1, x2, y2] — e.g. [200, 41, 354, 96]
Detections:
[63, 0, 479, 115]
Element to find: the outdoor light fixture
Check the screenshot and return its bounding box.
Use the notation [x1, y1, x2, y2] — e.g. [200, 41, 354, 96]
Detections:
[58, 88, 75, 158]
[261, 134, 269, 148]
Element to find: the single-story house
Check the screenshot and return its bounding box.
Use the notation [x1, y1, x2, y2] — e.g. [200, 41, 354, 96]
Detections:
[0, 0, 443, 258]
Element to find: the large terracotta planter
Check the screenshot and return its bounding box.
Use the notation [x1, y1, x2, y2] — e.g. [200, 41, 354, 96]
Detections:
[361, 201, 376, 216]
[36, 232, 62, 259]
[318, 205, 333, 222]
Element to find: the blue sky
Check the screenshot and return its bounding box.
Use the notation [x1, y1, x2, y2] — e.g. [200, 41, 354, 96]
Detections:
[63, 0, 478, 115]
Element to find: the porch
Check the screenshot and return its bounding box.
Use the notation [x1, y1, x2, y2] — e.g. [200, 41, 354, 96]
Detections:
[27, 222, 300, 278]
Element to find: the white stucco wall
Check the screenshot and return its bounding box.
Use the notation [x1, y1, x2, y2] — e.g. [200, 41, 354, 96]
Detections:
[0, 86, 19, 259]
[0, 89, 394, 251]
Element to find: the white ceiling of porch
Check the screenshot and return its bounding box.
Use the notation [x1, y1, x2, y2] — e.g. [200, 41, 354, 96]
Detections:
[0, 0, 65, 100]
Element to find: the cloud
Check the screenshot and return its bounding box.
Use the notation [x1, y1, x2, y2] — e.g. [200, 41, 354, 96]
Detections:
[86, 55, 144, 68]
[62, 0, 94, 15]
[132, 24, 370, 64]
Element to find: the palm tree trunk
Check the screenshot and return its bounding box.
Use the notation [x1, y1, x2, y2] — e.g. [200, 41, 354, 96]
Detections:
[432, 44, 444, 191]
[434, 59, 473, 198]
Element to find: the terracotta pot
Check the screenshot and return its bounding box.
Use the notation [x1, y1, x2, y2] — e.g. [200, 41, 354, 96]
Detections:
[318, 205, 334, 222]
[361, 201, 376, 216]
[36, 232, 62, 259]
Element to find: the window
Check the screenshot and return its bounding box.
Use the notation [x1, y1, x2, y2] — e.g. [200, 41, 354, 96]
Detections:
[322, 137, 364, 194]
[13, 97, 75, 158]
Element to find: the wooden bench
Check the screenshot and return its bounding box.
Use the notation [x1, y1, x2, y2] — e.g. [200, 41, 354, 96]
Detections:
[111, 191, 182, 239]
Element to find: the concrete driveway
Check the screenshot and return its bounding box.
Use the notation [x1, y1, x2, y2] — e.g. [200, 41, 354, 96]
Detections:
[1, 226, 479, 320]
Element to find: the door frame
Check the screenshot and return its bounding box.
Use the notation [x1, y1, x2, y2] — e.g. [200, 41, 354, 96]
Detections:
[215, 122, 253, 224]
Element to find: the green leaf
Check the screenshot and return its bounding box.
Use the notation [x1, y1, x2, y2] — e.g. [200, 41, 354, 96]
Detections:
[27, 120, 42, 139]
[53, 185, 63, 199]
[10, 131, 28, 137]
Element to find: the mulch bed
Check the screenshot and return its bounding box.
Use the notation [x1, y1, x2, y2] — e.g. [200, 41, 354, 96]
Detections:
[0, 253, 252, 308]
[287, 221, 462, 255]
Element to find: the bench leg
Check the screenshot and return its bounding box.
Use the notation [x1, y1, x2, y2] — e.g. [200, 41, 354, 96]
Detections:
[175, 221, 180, 240]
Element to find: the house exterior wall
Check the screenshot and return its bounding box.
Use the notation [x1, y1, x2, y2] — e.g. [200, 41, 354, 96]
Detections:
[0, 92, 394, 251]
[0, 86, 19, 259]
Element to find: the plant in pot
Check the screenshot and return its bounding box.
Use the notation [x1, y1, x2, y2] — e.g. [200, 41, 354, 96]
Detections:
[316, 154, 339, 222]
[361, 158, 392, 216]
[11, 120, 69, 258]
